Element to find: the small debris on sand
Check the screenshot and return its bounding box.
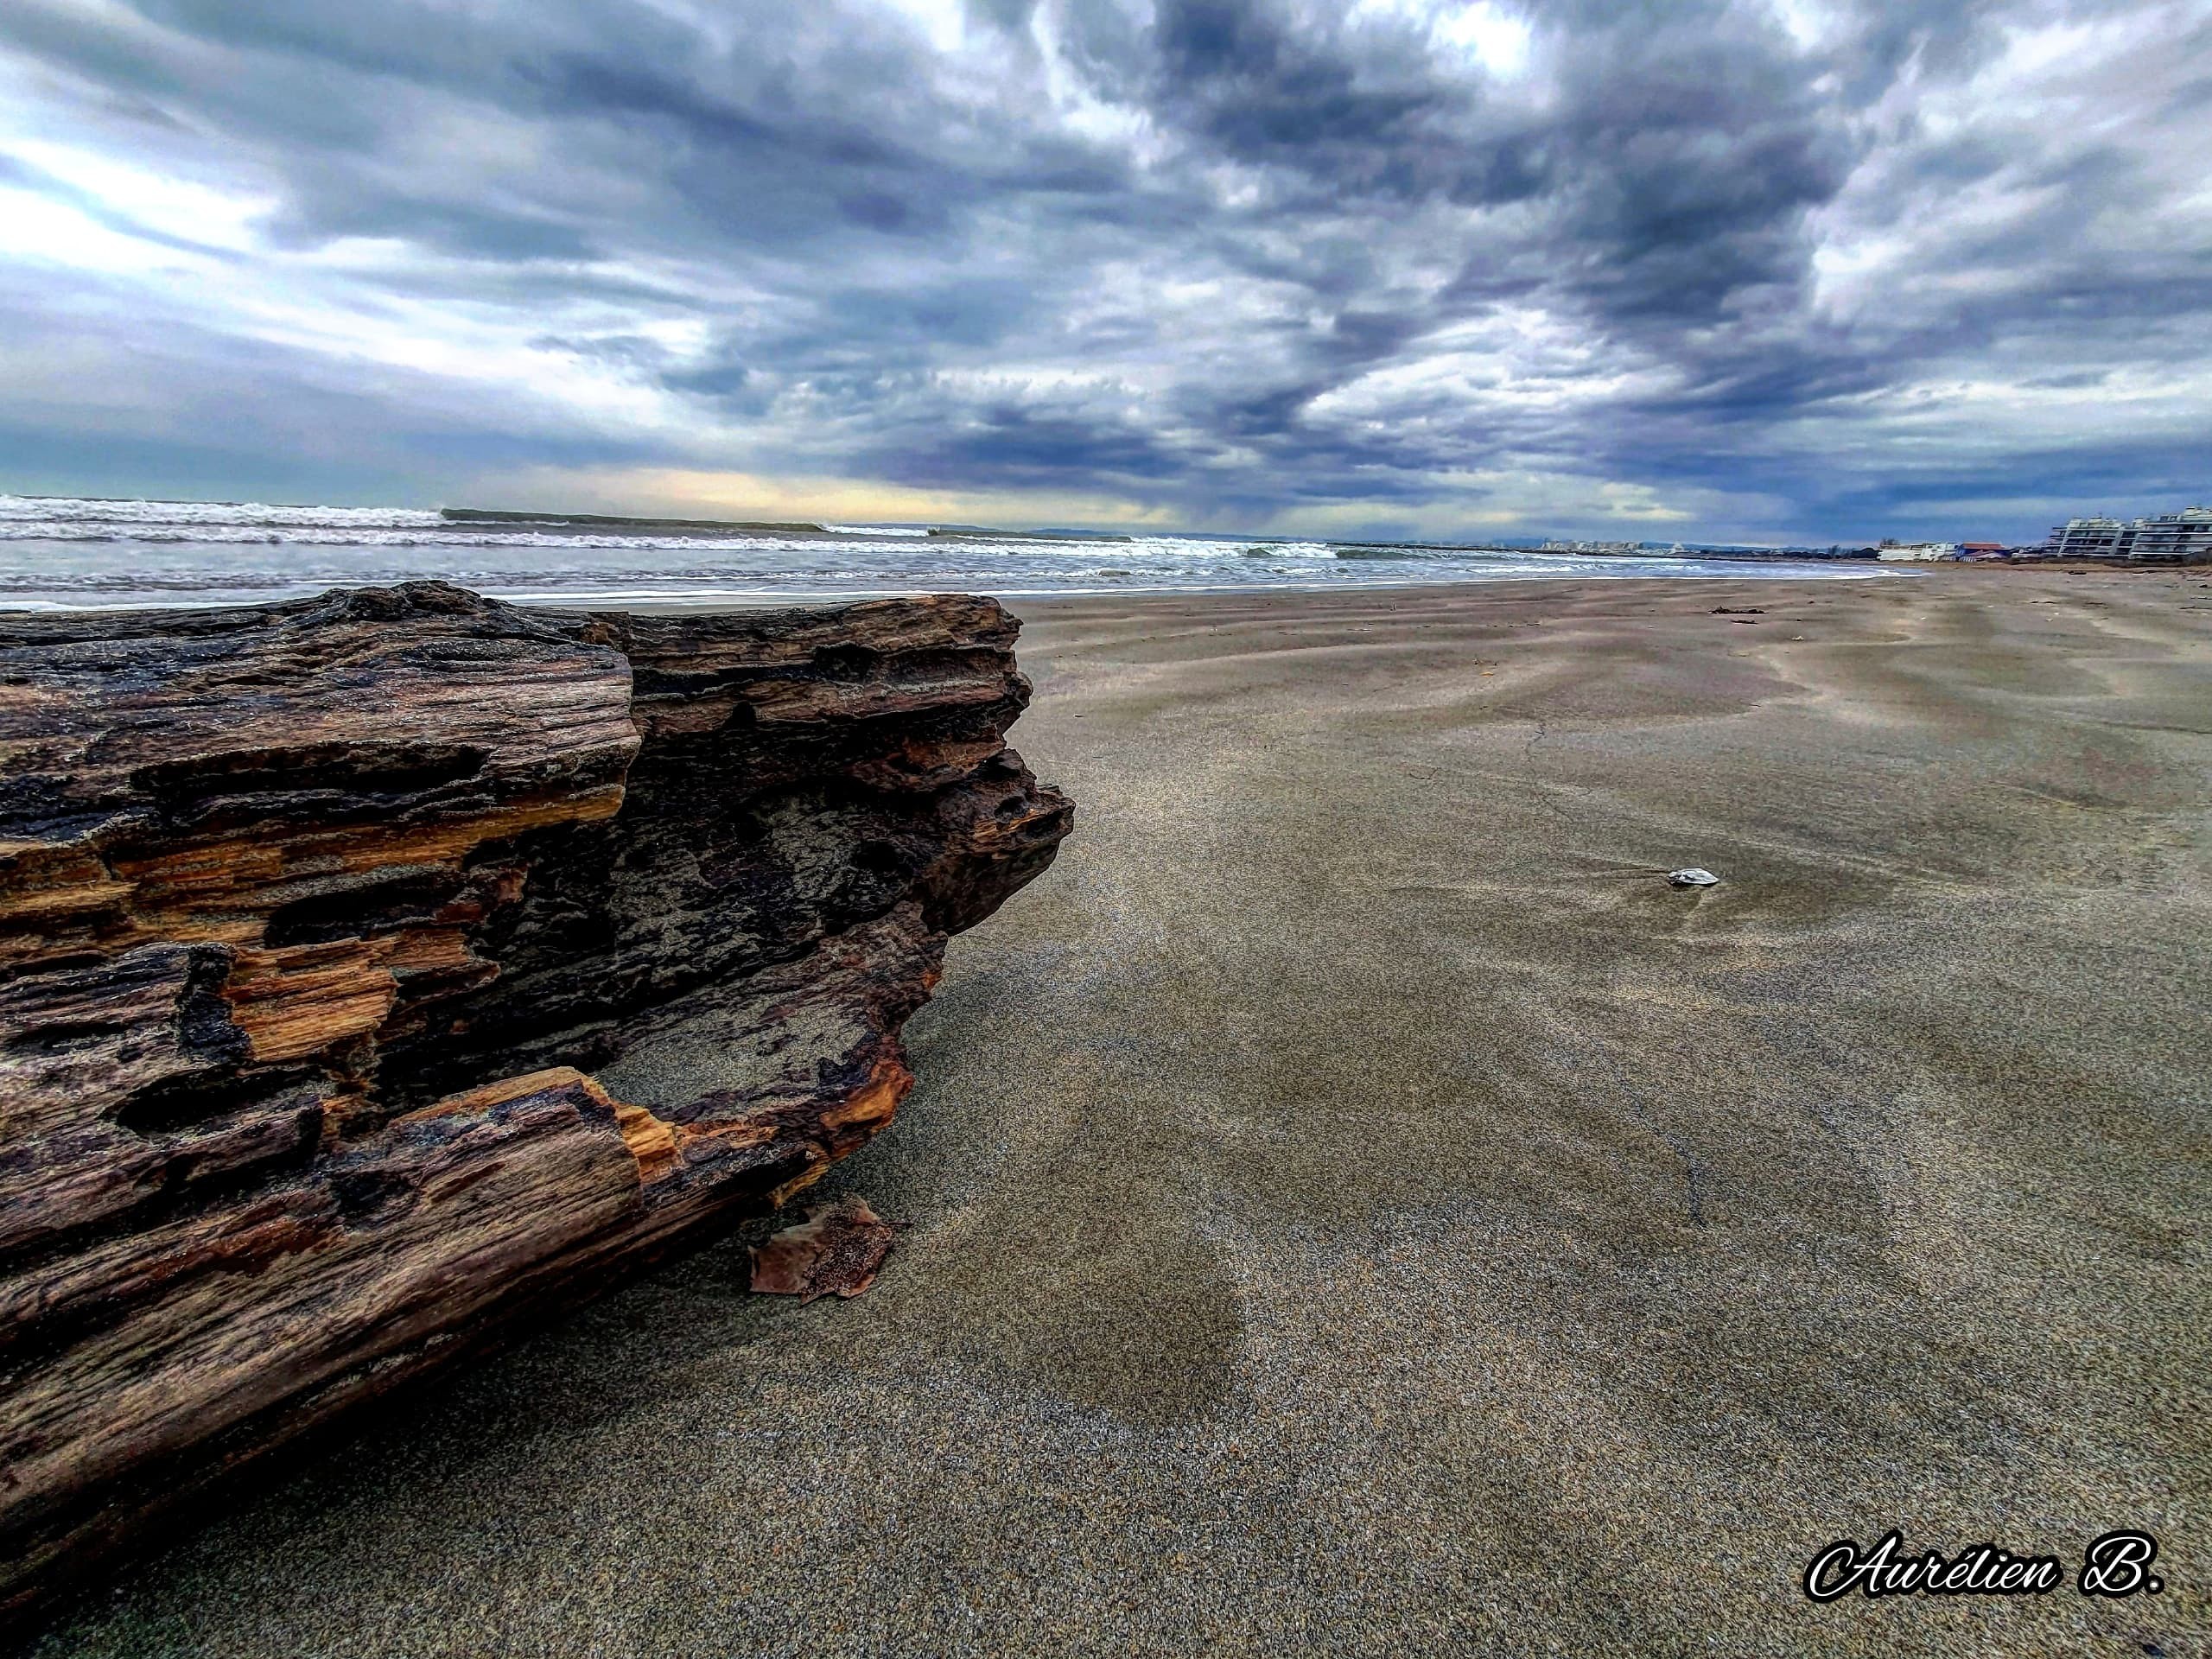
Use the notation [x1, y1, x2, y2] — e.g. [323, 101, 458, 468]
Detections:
[1711, 606, 1765, 615]
[750, 1195, 906, 1302]
[1668, 868, 1721, 887]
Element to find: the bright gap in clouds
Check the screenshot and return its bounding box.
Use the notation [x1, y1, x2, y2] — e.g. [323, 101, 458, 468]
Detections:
[1350, 0, 1535, 77]
[875, 0, 967, 54]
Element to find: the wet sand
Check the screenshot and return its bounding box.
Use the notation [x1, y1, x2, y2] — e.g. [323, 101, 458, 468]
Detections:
[27, 569, 2212, 1657]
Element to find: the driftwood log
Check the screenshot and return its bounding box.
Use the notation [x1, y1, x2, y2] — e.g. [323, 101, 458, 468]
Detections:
[0, 582, 1071, 1619]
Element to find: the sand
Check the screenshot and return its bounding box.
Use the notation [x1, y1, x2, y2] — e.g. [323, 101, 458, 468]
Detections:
[25, 568, 2212, 1658]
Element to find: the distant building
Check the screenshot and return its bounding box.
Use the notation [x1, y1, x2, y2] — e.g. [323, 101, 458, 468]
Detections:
[1958, 542, 2009, 560]
[2047, 516, 2129, 557]
[2131, 506, 2212, 562]
[1876, 540, 1961, 562]
[2046, 507, 2212, 563]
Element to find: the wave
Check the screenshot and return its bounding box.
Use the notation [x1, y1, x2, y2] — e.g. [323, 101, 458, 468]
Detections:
[0, 494, 444, 531]
[0, 494, 1891, 609]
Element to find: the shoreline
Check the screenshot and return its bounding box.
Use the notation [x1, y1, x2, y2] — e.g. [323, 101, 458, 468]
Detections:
[0, 563, 1908, 616]
[2, 554, 2193, 619]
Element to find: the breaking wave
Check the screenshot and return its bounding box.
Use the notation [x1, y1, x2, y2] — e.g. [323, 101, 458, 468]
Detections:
[0, 495, 1883, 609]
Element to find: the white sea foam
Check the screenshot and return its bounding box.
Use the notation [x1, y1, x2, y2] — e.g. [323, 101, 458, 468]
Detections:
[0, 494, 445, 531]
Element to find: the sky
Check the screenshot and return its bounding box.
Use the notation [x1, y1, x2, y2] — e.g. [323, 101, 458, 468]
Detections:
[0, 0, 2207, 544]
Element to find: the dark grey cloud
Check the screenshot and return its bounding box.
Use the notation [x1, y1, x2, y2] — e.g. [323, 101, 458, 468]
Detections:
[0, 0, 2205, 539]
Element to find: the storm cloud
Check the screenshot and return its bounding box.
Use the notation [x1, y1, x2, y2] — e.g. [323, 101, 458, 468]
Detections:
[0, 0, 2206, 539]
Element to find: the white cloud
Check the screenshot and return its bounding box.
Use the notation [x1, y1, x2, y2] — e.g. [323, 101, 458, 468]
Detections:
[1346, 0, 1535, 79]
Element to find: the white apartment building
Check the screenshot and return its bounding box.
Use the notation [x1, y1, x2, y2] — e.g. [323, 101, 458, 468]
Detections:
[2046, 507, 2212, 562]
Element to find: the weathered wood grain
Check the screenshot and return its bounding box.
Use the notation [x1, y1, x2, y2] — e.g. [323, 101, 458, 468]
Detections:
[0, 582, 1071, 1620]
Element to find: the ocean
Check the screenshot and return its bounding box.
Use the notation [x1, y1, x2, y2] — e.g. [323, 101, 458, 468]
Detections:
[0, 496, 1880, 610]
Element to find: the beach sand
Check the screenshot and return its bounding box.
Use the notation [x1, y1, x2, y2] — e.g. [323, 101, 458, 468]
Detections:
[27, 569, 2212, 1657]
